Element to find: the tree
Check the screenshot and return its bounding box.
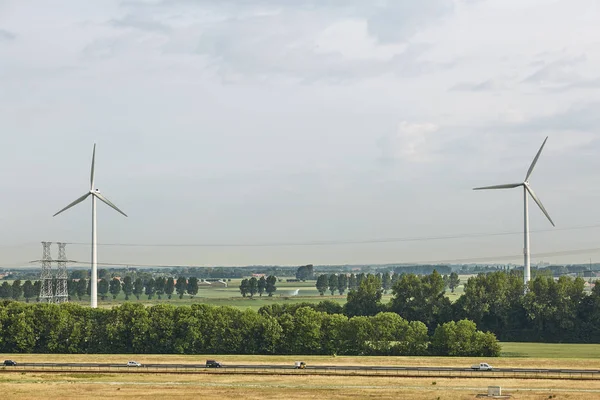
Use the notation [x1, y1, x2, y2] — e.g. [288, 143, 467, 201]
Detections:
[390, 270, 452, 332]
[165, 277, 175, 300]
[315, 300, 344, 314]
[337, 274, 348, 295]
[145, 278, 156, 300]
[155, 277, 166, 300]
[175, 277, 187, 299]
[186, 277, 198, 298]
[33, 281, 41, 301]
[356, 273, 366, 288]
[67, 279, 76, 300]
[239, 279, 249, 297]
[328, 274, 337, 295]
[76, 279, 87, 300]
[295, 265, 314, 281]
[11, 280, 22, 300]
[454, 271, 525, 341]
[258, 276, 266, 296]
[248, 277, 259, 298]
[133, 278, 144, 300]
[430, 319, 501, 357]
[522, 275, 585, 342]
[0, 282, 12, 299]
[348, 274, 357, 291]
[316, 274, 328, 296]
[22, 280, 35, 303]
[70, 270, 87, 280]
[266, 275, 277, 297]
[109, 278, 121, 300]
[98, 279, 109, 300]
[382, 272, 392, 294]
[448, 272, 460, 293]
[122, 276, 133, 301]
[344, 274, 383, 317]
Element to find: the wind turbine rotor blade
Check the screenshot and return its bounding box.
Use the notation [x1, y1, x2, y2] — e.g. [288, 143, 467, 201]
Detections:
[94, 192, 128, 217]
[473, 183, 523, 190]
[525, 136, 548, 182]
[526, 185, 555, 227]
[53, 193, 91, 217]
[90, 143, 96, 190]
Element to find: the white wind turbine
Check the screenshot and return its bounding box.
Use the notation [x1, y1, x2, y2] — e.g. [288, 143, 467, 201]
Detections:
[473, 136, 555, 287]
[53, 144, 127, 308]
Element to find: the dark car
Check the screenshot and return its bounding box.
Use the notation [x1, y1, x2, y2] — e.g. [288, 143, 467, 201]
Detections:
[3, 360, 16, 366]
[205, 360, 222, 368]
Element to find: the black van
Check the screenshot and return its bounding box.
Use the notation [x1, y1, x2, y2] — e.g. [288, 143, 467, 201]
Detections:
[205, 360, 222, 368]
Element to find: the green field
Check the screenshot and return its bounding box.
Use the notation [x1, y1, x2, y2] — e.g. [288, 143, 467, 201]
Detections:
[501, 342, 600, 359]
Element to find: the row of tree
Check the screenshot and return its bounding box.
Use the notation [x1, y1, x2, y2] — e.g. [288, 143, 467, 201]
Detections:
[0, 301, 499, 356]
[0, 277, 205, 302]
[239, 276, 277, 297]
[0, 280, 39, 302]
[100, 276, 200, 300]
[314, 272, 461, 296]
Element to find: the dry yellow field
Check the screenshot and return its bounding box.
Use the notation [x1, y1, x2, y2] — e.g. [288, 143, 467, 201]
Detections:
[4, 353, 600, 369]
[2, 354, 600, 399]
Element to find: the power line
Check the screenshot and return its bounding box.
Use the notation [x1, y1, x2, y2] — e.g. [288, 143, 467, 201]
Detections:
[62, 246, 600, 268]
[62, 223, 600, 248]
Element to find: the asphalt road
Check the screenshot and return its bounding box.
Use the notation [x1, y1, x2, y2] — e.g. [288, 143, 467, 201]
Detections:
[5, 362, 600, 374]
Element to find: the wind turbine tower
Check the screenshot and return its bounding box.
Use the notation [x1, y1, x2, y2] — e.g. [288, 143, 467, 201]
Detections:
[53, 144, 127, 308]
[473, 137, 555, 287]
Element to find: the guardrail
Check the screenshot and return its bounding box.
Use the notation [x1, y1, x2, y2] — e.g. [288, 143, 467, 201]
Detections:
[2, 364, 599, 380]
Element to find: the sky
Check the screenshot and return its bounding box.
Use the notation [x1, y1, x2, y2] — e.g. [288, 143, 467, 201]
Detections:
[1, 0, 600, 268]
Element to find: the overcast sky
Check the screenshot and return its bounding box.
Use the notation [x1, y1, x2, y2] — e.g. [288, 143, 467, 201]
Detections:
[1, 0, 600, 268]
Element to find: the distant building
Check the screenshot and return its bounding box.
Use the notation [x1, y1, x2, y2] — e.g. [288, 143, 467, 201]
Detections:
[212, 280, 228, 288]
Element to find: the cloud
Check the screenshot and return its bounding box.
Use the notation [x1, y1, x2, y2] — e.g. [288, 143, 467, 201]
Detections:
[354, 0, 455, 44]
[519, 102, 600, 134]
[118, 0, 463, 82]
[379, 121, 439, 164]
[127, 0, 457, 43]
[159, 13, 445, 83]
[0, 29, 15, 41]
[450, 78, 504, 92]
[109, 14, 171, 33]
[522, 54, 593, 91]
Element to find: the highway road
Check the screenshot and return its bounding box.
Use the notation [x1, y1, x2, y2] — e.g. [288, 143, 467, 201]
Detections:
[5, 362, 600, 375]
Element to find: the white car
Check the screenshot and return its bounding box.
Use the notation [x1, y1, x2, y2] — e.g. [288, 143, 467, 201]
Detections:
[471, 362, 493, 371]
[127, 361, 142, 367]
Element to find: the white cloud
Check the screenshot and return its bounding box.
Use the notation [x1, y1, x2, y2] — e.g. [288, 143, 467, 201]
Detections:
[315, 19, 405, 61]
[380, 121, 439, 164]
[450, 78, 506, 92]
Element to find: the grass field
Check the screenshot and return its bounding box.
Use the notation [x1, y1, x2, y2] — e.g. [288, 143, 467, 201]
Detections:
[501, 342, 600, 359]
[3, 343, 600, 400]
